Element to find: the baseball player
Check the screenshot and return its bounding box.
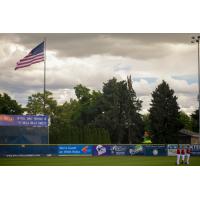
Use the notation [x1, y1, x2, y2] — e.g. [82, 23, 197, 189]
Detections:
[186, 145, 191, 165]
[176, 144, 181, 165]
[181, 145, 186, 164]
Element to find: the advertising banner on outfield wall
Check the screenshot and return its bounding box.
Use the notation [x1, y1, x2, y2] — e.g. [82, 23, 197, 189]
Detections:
[144, 145, 167, 156]
[0, 114, 49, 127]
[191, 144, 200, 156]
[110, 145, 129, 155]
[128, 145, 144, 155]
[93, 145, 145, 156]
[58, 145, 92, 156]
[92, 145, 112, 156]
[0, 145, 58, 157]
[0, 145, 92, 157]
[167, 144, 178, 156]
[111, 145, 145, 156]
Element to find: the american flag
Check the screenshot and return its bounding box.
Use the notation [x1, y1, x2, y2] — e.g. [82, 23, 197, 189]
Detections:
[15, 41, 44, 70]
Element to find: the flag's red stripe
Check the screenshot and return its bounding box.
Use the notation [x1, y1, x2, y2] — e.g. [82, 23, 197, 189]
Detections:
[15, 59, 44, 70]
[18, 55, 43, 64]
[19, 52, 44, 62]
[17, 56, 44, 66]
[17, 57, 44, 66]
[16, 57, 44, 68]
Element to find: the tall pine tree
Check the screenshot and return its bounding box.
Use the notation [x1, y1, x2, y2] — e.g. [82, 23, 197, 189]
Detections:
[149, 80, 180, 143]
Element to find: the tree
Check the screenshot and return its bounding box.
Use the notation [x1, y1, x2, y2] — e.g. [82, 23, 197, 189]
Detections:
[94, 77, 143, 144]
[149, 80, 180, 143]
[74, 84, 91, 103]
[54, 99, 79, 125]
[94, 78, 126, 143]
[49, 124, 111, 144]
[125, 75, 143, 143]
[0, 93, 23, 114]
[191, 109, 199, 132]
[72, 84, 103, 126]
[179, 111, 192, 131]
[26, 91, 57, 117]
[143, 113, 151, 131]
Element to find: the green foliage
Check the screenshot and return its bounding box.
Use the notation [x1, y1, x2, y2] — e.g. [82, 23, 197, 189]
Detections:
[149, 80, 180, 143]
[72, 84, 103, 126]
[178, 111, 192, 131]
[94, 77, 143, 144]
[49, 124, 111, 144]
[0, 93, 23, 114]
[26, 91, 57, 117]
[2, 77, 194, 145]
[125, 80, 144, 144]
[142, 114, 151, 131]
[191, 109, 199, 132]
[74, 84, 91, 103]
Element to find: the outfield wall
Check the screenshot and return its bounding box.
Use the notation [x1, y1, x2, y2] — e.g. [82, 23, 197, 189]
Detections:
[0, 144, 199, 157]
[167, 144, 200, 156]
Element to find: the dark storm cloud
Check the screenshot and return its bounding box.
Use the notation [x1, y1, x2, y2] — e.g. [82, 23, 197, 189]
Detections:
[0, 33, 198, 60]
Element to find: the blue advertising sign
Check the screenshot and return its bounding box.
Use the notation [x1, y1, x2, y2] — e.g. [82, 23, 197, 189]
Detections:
[191, 144, 200, 156]
[111, 145, 130, 156]
[0, 145, 58, 157]
[58, 145, 92, 155]
[93, 145, 145, 156]
[128, 145, 144, 155]
[144, 145, 167, 156]
[92, 145, 112, 156]
[0, 115, 48, 127]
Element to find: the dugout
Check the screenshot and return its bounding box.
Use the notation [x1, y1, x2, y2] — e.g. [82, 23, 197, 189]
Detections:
[0, 114, 49, 144]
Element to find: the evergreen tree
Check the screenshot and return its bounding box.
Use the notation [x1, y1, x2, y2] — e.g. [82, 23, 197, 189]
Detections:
[191, 109, 199, 132]
[94, 78, 127, 143]
[94, 77, 143, 144]
[125, 75, 143, 143]
[149, 80, 180, 143]
[142, 114, 151, 131]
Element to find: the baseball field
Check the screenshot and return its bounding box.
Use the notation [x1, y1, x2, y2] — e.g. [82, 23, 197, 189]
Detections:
[1, 156, 200, 166]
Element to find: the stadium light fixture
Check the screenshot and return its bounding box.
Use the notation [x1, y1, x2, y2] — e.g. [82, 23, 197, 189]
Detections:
[191, 35, 200, 144]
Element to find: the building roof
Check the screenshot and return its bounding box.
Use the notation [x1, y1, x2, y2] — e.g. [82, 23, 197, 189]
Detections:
[179, 129, 200, 138]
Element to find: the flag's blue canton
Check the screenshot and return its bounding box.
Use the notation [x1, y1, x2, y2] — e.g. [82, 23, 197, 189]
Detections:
[31, 42, 44, 55]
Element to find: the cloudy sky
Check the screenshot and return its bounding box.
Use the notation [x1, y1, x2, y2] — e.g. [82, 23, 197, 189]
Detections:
[0, 33, 199, 114]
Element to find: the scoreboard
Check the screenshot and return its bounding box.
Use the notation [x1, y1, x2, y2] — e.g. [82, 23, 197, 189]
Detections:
[0, 114, 49, 144]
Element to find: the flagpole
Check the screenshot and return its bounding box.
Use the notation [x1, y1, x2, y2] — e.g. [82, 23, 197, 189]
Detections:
[44, 38, 46, 115]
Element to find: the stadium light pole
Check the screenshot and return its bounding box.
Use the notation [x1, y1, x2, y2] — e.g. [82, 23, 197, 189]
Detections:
[191, 36, 200, 144]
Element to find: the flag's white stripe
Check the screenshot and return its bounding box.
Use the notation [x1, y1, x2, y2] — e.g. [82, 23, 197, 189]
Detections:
[19, 52, 44, 62]
[17, 55, 44, 65]
[16, 57, 44, 67]
[15, 59, 44, 70]
[16, 59, 44, 68]
[17, 56, 44, 65]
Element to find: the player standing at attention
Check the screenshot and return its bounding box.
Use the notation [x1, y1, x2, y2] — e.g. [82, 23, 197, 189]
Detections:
[186, 145, 191, 165]
[181, 145, 186, 164]
[176, 144, 180, 165]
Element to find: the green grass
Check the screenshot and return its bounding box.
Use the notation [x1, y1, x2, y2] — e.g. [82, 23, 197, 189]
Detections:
[0, 156, 200, 166]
